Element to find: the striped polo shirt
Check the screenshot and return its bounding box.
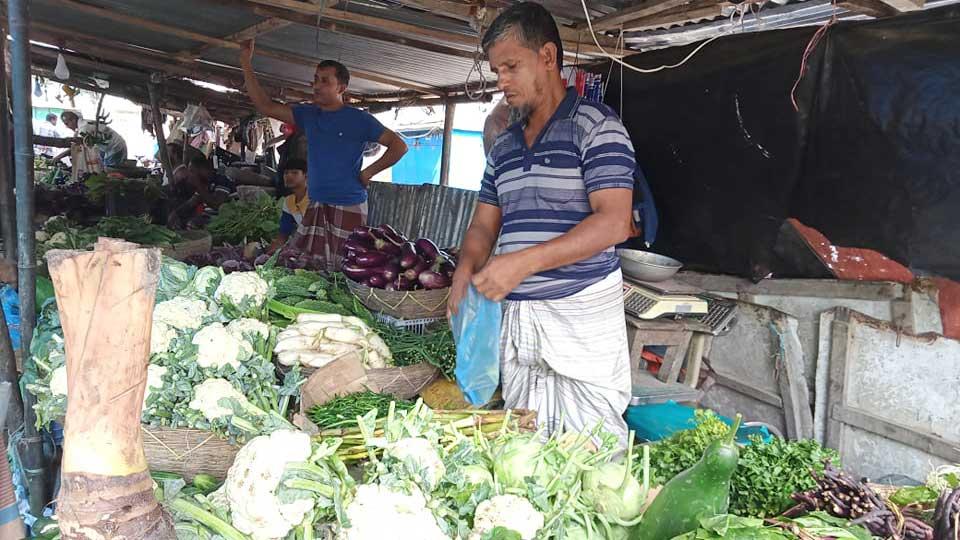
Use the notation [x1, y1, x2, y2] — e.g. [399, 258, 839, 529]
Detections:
[479, 88, 636, 301]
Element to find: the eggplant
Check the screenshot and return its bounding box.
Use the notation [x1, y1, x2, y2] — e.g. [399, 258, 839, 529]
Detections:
[377, 224, 406, 246]
[222, 260, 241, 273]
[414, 238, 441, 262]
[377, 241, 402, 256]
[343, 262, 377, 282]
[418, 270, 451, 290]
[394, 276, 414, 291]
[382, 262, 401, 282]
[354, 251, 390, 268]
[344, 239, 372, 254]
[403, 260, 430, 282]
[350, 226, 375, 242]
[367, 274, 388, 288]
[254, 253, 271, 266]
[399, 243, 418, 268]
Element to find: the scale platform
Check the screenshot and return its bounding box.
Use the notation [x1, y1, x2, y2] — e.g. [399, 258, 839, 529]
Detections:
[623, 277, 709, 320]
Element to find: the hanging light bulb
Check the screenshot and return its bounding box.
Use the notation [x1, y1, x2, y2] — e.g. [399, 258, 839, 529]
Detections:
[54, 53, 70, 80]
[34, 77, 43, 97]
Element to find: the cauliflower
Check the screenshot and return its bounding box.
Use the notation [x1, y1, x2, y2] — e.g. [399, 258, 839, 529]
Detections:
[188, 378, 248, 421]
[223, 429, 314, 540]
[192, 322, 249, 370]
[338, 484, 448, 540]
[35, 231, 49, 243]
[49, 366, 68, 397]
[470, 495, 544, 540]
[153, 297, 208, 331]
[227, 318, 270, 343]
[47, 231, 68, 246]
[150, 321, 177, 356]
[385, 437, 446, 491]
[141, 364, 168, 411]
[215, 272, 269, 315]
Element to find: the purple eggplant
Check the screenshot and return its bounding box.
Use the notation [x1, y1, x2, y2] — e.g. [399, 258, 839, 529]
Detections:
[355, 251, 390, 268]
[350, 226, 375, 242]
[382, 262, 401, 281]
[377, 241, 402, 256]
[254, 253, 271, 266]
[367, 274, 388, 288]
[399, 243, 419, 269]
[418, 270, 451, 290]
[394, 276, 414, 291]
[377, 224, 406, 246]
[344, 239, 372, 254]
[343, 262, 377, 282]
[414, 238, 441, 262]
[222, 260, 241, 273]
[404, 260, 430, 282]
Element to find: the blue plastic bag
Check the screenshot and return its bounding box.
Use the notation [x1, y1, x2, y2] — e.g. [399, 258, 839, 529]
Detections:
[451, 285, 501, 406]
[0, 286, 20, 350]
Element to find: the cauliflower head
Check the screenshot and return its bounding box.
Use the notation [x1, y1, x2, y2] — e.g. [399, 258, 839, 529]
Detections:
[49, 365, 68, 397]
[142, 364, 168, 411]
[150, 321, 178, 356]
[385, 437, 446, 491]
[224, 429, 314, 540]
[227, 318, 271, 343]
[192, 322, 249, 370]
[214, 272, 269, 315]
[188, 378, 248, 421]
[338, 484, 448, 540]
[470, 495, 544, 540]
[35, 231, 49, 243]
[47, 231, 68, 246]
[153, 297, 209, 331]
[181, 266, 224, 298]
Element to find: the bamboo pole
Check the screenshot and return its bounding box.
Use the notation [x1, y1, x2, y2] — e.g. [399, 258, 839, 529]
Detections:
[148, 79, 174, 183]
[0, 32, 15, 262]
[47, 238, 174, 539]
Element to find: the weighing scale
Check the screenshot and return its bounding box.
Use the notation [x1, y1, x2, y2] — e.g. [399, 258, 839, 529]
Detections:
[622, 278, 709, 320]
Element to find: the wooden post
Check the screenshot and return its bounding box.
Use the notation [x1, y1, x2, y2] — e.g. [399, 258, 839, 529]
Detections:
[47, 238, 175, 539]
[439, 101, 455, 186]
[148, 78, 174, 182]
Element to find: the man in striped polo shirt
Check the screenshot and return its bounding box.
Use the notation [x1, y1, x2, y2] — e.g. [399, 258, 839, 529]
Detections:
[449, 2, 638, 448]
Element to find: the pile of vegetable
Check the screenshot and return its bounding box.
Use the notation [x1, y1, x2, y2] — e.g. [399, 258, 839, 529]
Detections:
[185, 243, 327, 273]
[639, 409, 838, 519]
[35, 215, 181, 260]
[307, 391, 416, 430]
[27, 257, 300, 443]
[342, 225, 457, 291]
[275, 313, 392, 369]
[206, 194, 281, 245]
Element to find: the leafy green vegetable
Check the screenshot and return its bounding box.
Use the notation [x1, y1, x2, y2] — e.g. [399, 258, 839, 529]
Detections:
[482, 527, 522, 540]
[95, 215, 181, 245]
[642, 410, 731, 485]
[890, 485, 940, 507]
[307, 391, 415, 430]
[207, 194, 280, 245]
[671, 512, 872, 540]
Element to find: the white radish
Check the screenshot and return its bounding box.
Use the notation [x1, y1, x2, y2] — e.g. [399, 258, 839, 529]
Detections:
[321, 326, 367, 345]
[300, 352, 339, 368]
[277, 329, 302, 341]
[343, 316, 372, 333]
[296, 313, 344, 324]
[274, 335, 317, 353]
[365, 333, 393, 361]
[315, 341, 361, 357]
[277, 351, 300, 367]
[364, 350, 387, 369]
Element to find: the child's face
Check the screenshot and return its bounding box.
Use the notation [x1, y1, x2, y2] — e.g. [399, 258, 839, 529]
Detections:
[284, 169, 307, 189]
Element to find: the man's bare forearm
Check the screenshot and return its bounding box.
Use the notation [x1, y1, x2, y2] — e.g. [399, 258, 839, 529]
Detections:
[459, 224, 498, 274]
[240, 57, 294, 124]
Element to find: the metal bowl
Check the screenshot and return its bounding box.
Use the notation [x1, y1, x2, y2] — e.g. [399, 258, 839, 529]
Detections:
[617, 249, 683, 282]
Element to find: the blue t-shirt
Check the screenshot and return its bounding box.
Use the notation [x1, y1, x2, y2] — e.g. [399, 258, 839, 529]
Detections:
[292, 104, 386, 205]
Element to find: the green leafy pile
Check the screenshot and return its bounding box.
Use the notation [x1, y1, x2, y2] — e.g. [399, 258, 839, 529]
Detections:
[307, 391, 415, 430]
[95, 215, 181, 245]
[672, 512, 871, 539]
[638, 409, 839, 518]
[207, 194, 280, 245]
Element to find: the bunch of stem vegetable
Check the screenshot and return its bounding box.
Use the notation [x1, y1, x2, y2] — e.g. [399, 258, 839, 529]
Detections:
[307, 391, 415, 430]
[373, 323, 457, 379]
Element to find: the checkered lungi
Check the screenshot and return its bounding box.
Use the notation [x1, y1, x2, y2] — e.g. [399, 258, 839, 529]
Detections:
[288, 201, 367, 272]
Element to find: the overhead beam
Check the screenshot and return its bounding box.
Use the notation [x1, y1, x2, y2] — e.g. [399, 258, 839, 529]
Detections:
[837, 0, 901, 16]
[622, 0, 725, 31]
[242, 0, 615, 58]
[578, 0, 693, 31]
[180, 17, 292, 58]
[47, 0, 445, 95]
[872, 0, 923, 11]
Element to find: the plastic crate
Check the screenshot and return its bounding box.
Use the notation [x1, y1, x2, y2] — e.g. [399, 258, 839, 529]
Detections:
[374, 312, 447, 335]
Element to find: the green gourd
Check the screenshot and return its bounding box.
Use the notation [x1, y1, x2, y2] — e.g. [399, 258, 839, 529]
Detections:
[631, 415, 742, 540]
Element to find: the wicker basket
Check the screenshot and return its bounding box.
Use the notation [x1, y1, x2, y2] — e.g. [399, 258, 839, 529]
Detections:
[347, 279, 450, 319]
[142, 425, 239, 481]
[162, 230, 213, 261]
[368, 363, 441, 399]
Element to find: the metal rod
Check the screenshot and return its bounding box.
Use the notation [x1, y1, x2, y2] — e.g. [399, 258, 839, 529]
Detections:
[148, 79, 174, 182]
[7, 0, 48, 516]
[439, 101, 456, 187]
[0, 33, 16, 262]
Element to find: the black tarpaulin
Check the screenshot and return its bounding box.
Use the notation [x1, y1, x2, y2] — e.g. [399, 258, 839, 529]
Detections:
[607, 6, 960, 280]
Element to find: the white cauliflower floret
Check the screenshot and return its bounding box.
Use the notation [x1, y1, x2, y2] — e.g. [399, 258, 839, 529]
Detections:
[385, 437, 446, 491]
[188, 378, 248, 421]
[35, 231, 49, 243]
[215, 272, 269, 313]
[470, 495, 544, 540]
[153, 297, 208, 331]
[227, 318, 270, 342]
[49, 366, 68, 397]
[141, 364, 168, 411]
[47, 231, 68, 246]
[338, 484, 448, 540]
[150, 321, 178, 356]
[192, 322, 249, 370]
[224, 429, 314, 540]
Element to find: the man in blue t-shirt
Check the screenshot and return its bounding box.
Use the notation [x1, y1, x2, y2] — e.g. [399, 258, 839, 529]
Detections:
[240, 40, 408, 271]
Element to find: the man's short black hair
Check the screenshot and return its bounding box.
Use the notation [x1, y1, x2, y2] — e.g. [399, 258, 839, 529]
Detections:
[284, 158, 308, 173]
[46, 113, 58, 122]
[317, 60, 351, 87]
[188, 155, 213, 170]
[61, 111, 79, 123]
[482, 2, 564, 71]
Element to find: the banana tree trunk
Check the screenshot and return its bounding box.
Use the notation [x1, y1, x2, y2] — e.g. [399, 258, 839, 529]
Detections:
[46, 238, 174, 539]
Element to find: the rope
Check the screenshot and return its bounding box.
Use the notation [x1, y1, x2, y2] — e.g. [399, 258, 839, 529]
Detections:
[465, 20, 488, 100]
[141, 426, 223, 462]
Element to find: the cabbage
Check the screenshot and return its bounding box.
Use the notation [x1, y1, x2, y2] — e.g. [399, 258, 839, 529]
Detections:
[157, 257, 196, 301]
[462, 464, 494, 488]
[180, 266, 224, 299]
[492, 435, 547, 490]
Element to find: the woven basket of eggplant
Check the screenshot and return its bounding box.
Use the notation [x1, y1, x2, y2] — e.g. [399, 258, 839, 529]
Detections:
[341, 225, 457, 319]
